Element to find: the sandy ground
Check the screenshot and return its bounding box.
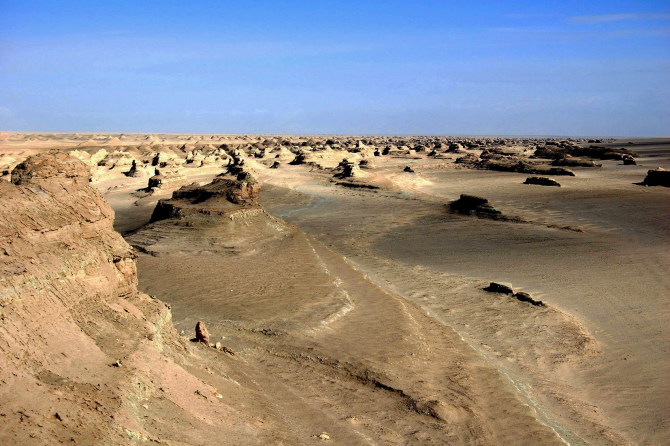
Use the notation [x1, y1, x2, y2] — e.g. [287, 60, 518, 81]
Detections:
[2, 133, 668, 444]
[256, 142, 670, 445]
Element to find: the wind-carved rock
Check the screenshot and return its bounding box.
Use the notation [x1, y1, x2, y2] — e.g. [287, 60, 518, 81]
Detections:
[150, 172, 261, 222]
[1, 150, 269, 444]
[448, 194, 529, 224]
[11, 150, 91, 185]
[0, 151, 183, 441]
[3, 151, 139, 306]
[195, 321, 210, 344]
[289, 152, 306, 165]
[333, 159, 357, 179]
[449, 195, 502, 218]
[147, 161, 187, 191]
[642, 168, 670, 187]
[124, 159, 140, 177]
[524, 176, 561, 187]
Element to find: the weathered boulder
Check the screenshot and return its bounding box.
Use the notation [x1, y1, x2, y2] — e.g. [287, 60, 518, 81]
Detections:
[513, 292, 545, 307]
[449, 195, 501, 217]
[622, 155, 637, 165]
[642, 168, 670, 187]
[195, 321, 210, 344]
[289, 152, 306, 165]
[484, 282, 514, 295]
[147, 170, 188, 190]
[484, 282, 545, 306]
[333, 159, 357, 179]
[524, 176, 561, 187]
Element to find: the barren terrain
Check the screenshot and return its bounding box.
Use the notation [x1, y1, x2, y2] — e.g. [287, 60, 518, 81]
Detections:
[1, 132, 668, 445]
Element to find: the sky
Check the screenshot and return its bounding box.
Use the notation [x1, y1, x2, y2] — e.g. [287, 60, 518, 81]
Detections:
[0, 1, 668, 136]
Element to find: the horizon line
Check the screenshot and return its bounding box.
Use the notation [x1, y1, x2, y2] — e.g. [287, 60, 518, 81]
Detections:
[2, 130, 668, 139]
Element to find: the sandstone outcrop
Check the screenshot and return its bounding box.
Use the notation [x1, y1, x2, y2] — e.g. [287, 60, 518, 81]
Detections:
[513, 291, 545, 307]
[524, 176, 561, 187]
[484, 282, 514, 294]
[534, 144, 637, 161]
[0, 152, 271, 445]
[550, 157, 600, 168]
[289, 152, 306, 165]
[455, 155, 575, 176]
[150, 172, 261, 223]
[130, 172, 286, 257]
[147, 165, 187, 191]
[484, 282, 544, 306]
[10, 150, 91, 184]
[449, 194, 502, 218]
[333, 159, 357, 179]
[195, 321, 210, 344]
[642, 168, 670, 187]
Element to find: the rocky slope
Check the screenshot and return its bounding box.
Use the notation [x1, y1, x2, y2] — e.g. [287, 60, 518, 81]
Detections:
[0, 152, 278, 445]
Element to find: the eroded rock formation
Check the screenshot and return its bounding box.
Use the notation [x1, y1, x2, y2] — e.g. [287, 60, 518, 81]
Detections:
[642, 168, 670, 187]
[449, 194, 502, 218]
[524, 176, 561, 187]
[195, 321, 210, 344]
[150, 172, 261, 223]
[0, 152, 270, 445]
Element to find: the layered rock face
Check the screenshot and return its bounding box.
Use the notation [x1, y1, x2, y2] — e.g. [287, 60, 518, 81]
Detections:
[1, 152, 142, 443]
[0, 152, 268, 445]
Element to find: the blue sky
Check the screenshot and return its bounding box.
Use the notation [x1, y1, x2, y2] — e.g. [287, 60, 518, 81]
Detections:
[1, 1, 668, 136]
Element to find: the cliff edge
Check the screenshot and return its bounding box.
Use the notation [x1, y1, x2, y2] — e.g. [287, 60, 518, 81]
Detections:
[0, 152, 273, 445]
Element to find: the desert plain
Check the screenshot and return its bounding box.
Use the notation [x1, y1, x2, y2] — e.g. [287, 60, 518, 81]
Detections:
[0, 132, 668, 445]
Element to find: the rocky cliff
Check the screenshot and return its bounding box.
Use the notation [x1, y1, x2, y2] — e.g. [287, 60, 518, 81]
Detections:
[0, 152, 272, 445]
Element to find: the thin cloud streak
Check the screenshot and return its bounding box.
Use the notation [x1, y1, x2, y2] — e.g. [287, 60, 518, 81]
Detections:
[568, 13, 670, 25]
